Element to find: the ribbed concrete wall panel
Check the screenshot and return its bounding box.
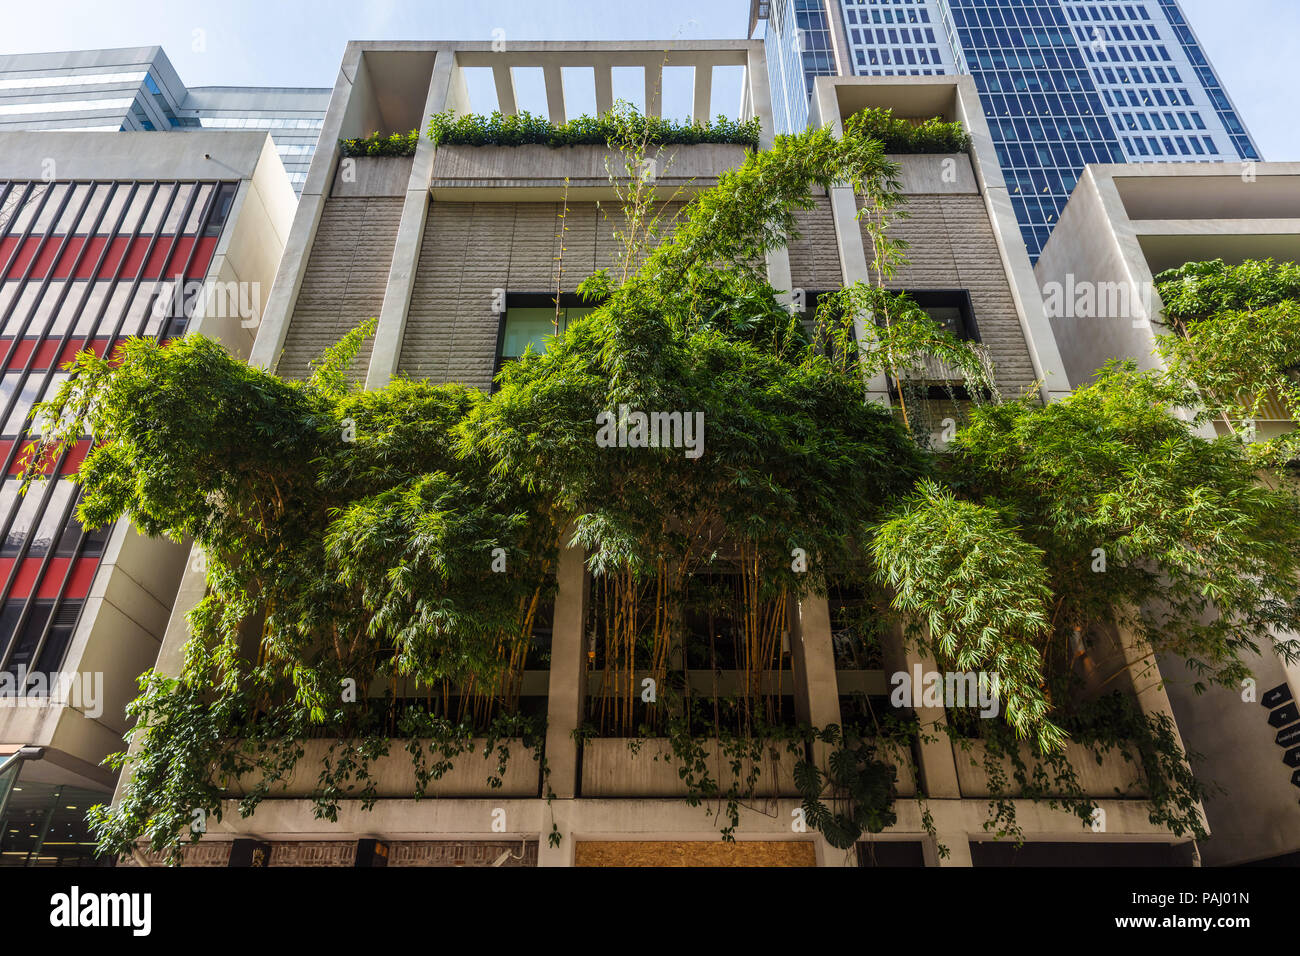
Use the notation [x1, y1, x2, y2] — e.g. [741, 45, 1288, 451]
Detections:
[859, 194, 1037, 395]
[276, 196, 402, 381]
[399, 200, 684, 390]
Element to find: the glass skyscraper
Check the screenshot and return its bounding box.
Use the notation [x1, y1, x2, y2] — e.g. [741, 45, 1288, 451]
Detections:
[754, 0, 1261, 259]
[0, 47, 330, 194]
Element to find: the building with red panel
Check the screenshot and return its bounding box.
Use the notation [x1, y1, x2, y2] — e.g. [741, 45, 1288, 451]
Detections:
[0, 131, 294, 864]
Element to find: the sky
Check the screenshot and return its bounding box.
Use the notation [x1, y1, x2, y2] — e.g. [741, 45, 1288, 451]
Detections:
[0, 0, 1296, 159]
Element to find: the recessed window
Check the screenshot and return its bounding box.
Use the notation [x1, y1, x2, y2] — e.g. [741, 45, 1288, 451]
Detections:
[494, 294, 597, 381]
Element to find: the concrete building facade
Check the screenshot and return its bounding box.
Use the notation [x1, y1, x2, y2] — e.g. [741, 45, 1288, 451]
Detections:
[99, 40, 1210, 868]
[1035, 161, 1300, 866]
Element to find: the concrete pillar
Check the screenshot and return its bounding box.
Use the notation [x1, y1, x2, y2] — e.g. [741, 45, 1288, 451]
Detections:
[814, 837, 857, 867]
[365, 50, 455, 389]
[536, 799, 577, 867]
[790, 592, 842, 729]
[693, 65, 713, 124]
[594, 63, 613, 115]
[924, 832, 973, 867]
[494, 64, 518, 116]
[883, 626, 962, 799]
[544, 538, 588, 800]
[543, 64, 566, 125]
[745, 44, 776, 149]
[790, 591, 857, 869]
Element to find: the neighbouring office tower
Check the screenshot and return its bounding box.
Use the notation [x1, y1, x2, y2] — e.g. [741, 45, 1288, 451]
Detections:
[753, 0, 1261, 259]
[1035, 161, 1300, 866]
[99, 39, 1209, 868]
[0, 131, 294, 865]
[0, 47, 330, 194]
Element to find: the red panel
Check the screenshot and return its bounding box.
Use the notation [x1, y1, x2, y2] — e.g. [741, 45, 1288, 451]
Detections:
[0, 556, 100, 600]
[1, 234, 216, 281]
[1, 438, 90, 476]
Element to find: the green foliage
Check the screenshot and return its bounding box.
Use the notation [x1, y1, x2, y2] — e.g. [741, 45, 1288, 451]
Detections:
[1154, 258, 1300, 468]
[1156, 258, 1300, 322]
[845, 107, 972, 154]
[873, 480, 1061, 750]
[795, 724, 899, 849]
[427, 106, 761, 149]
[946, 364, 1300, 692]
[339, 129, 420, 157]
[951, 687, 1211, 843]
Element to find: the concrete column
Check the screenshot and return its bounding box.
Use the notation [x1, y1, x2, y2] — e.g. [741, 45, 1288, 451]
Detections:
[790, 590, 857, 869]
[493, 64, 518, 116]
[543, 64, 566, 125]
[365, 50, 455, 389]
[790, 592, 842, 729]
[536, 799, 577, 867]
[814, 837, 857, 867]
[543, 538, 588, 800]
[924, 832, 973, 866]
[594, 63, 613, 115]
[693, 65, 713, 123]
[745, 44, 776, 149]
[883, 625, 962, 799]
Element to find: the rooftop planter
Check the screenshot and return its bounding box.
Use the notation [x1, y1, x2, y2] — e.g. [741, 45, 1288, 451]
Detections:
[848, 108, 975, 195]
[331, 129, 420, 197]
[847, 108, 971, 155]
[427, 108, 756, 191]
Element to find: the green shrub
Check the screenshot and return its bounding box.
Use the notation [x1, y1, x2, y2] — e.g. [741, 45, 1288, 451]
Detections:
[427, 107, 762, 149]
[845, 107, 971, 154]
[339, 129, 420, 157]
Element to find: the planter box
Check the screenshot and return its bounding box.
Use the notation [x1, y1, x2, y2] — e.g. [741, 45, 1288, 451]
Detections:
[430, 143, 748, 196]
[953, 740, 1147, 799]
[225, 737, 540, 799]
[331, 155, 414, 197]
[886, 152, 977, 195]
[579, 736, 916, 799]
[581, 737, 801, 798]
